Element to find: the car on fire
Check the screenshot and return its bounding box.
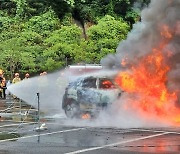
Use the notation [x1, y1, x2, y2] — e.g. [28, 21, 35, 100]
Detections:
[62, 72, 122, 118]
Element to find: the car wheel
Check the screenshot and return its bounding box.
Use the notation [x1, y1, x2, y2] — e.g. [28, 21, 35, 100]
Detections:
[65, 101, 80, 118]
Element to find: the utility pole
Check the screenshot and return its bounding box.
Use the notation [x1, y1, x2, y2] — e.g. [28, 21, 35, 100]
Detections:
[37, 92, 40, 143]
[65, 57, 68, 67]
[20, 99, 22, 121]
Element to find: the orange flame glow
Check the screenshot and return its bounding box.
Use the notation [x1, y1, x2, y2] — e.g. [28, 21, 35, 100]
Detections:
[121, 58, 128, 66]
[115, 25, 180, 125]
[81, 113, 91, 119]
[161, 25, 172, 39]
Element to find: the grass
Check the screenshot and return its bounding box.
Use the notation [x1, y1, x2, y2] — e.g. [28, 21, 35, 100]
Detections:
[0, 133, 21, 140]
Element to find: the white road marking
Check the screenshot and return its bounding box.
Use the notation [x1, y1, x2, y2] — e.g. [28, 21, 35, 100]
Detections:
[65, 132, 169, 154]
[0, 122, 36, 128]
[129, 128, 180, 135]
[1, 121, 180, 154]
[0, 128, 86, 143]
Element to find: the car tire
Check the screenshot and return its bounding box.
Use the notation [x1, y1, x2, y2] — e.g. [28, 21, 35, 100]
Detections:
[65, 101, 80, 118]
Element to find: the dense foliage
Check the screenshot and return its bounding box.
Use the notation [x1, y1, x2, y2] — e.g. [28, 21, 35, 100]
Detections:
[0, 0, 150, 79]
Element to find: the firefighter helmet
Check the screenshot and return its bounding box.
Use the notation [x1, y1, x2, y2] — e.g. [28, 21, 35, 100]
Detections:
[0, 69, 3, 74]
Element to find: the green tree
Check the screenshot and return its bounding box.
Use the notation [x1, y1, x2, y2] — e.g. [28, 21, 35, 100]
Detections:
[0, 0, 150, 75]
[87, 15, 129, 62]
[43, 24, 82, 70]
[24, 9, 60, 35]
[0, 27, 45, 78]
[0, 38, 33, 79]
[13, 0, 27, 18]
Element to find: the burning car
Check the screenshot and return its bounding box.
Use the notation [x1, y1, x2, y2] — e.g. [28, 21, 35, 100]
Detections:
[62, 72, 122, 118]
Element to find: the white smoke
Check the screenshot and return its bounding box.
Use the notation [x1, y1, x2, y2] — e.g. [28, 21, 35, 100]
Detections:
[7, 69, 70, 115]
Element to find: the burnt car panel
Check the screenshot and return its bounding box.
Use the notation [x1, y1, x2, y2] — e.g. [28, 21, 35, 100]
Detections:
[62, 74, 122, 118]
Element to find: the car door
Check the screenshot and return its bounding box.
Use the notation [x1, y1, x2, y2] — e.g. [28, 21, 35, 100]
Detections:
[77, 77, 102, 105]
[66, 78, 83, 101]
[97, 77, 121, 104]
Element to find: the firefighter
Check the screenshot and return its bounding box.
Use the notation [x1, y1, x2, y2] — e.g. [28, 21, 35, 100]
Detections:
[0, 69, 6, 99]
[23, 73, 30, 80]
[56, 72, 68, 91]
[12, 73, 21, 99]
[0, 69, 3, 98]
[38, 71, 48, 91]
[12, 73, 21, 84]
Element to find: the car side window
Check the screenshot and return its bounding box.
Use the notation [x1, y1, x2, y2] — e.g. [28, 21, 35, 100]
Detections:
[68, 78, 82, 88]
[82, 77, 96, 88]
[99, 78, 115, 89]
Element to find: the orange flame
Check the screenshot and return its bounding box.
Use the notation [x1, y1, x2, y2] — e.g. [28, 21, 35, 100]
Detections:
[115, 25, 180, 125]
[121, 58, 127, 66]
[161, 25, 172, 39]
[81, 113, 91, 119]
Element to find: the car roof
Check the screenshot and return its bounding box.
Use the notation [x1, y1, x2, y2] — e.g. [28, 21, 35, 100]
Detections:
[69, 70, 119, 83]
[81, 70, 118, 78]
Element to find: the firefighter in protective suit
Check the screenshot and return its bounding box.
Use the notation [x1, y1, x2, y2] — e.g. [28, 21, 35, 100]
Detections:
[12, 73, 21, 99]
[12, 73, 21, 84]
[0, 69, 6, 99]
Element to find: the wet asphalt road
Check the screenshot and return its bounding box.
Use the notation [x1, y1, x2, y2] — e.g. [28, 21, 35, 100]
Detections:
[1, 98, 180, 154]
[1, 120, 180, 154]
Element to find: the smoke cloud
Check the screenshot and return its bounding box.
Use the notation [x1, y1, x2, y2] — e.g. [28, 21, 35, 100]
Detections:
[7, 70, 71, 115]
[101, 0, 180, 103]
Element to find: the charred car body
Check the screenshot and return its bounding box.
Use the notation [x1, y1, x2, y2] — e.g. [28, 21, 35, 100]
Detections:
[62, 72, 122, 118]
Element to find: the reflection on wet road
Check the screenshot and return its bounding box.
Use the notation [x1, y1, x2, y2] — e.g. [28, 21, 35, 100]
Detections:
[1, 120, 180, 154]
[1, 98, 180, 154]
